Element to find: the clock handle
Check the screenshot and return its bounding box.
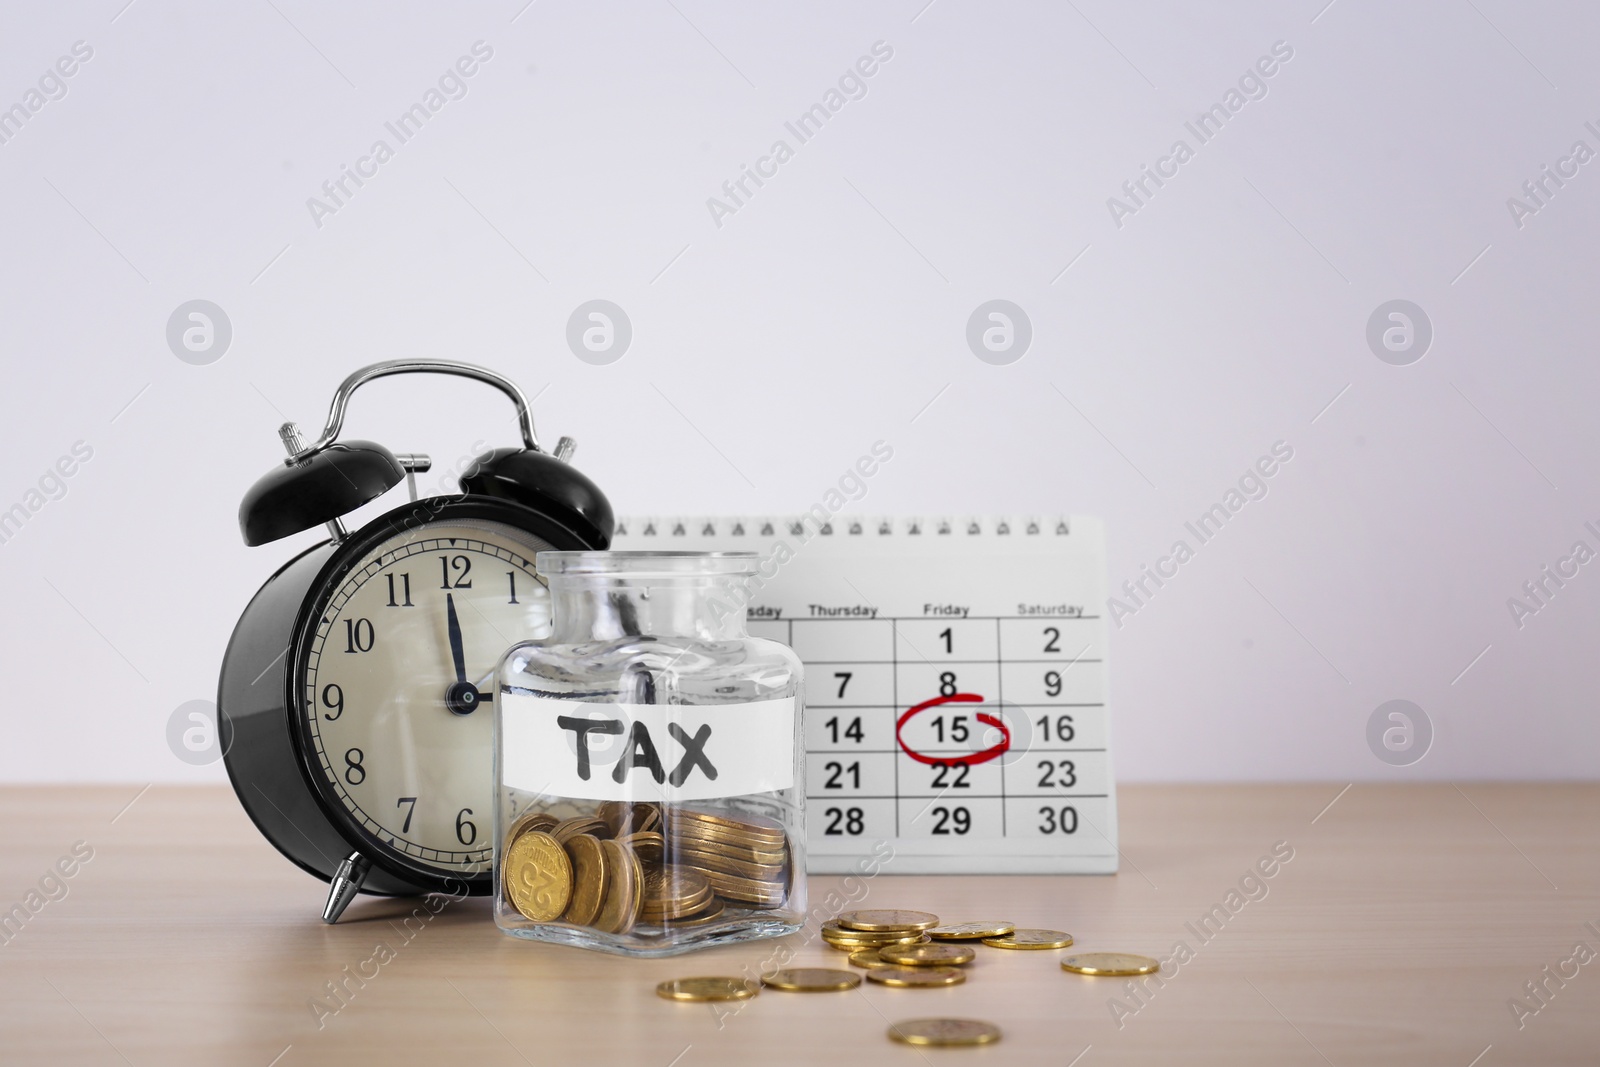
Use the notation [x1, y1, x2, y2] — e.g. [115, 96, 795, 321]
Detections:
[289, 360, 543, 464]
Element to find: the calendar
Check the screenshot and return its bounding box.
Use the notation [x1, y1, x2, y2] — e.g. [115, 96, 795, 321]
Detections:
[611, 516, 1117, 875]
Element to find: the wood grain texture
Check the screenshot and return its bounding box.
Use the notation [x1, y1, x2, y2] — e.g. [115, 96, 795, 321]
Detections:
[0, 783, 1595, 1065]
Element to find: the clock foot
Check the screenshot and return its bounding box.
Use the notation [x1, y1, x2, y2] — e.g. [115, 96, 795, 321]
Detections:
[322, 852, 372, 924]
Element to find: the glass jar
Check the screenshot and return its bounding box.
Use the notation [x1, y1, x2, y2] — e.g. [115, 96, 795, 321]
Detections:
[494, 551, 806, 956]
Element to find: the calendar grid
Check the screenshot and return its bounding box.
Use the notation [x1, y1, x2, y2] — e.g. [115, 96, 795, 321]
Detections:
[611, 514, 1118, 874]
[995, 615, 1007, 836]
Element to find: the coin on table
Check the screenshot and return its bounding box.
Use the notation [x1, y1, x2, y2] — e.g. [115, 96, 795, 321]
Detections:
[502, 830, 572, 922]
[879, 943, 977, 967]
[849, 949, 900, 970]
[929, 922, 1015, 941]
[865, 966, 966, 988]
[982, 928, 1074, 950]
[1061, 952, 1161, 976]
[760, 968, 862, 992]
[560, 833, 609, 926]
[594, 840, 641, 934]
[655, 977, 761, 1002]
[839, 910, 940, 933]
[824, 935, 929, 951]
[887, 1019, 1002, 1047]
[821, 922, 928, 948]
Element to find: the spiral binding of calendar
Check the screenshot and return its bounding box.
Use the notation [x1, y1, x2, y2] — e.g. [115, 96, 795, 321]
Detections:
[614, 516, 1074, 540]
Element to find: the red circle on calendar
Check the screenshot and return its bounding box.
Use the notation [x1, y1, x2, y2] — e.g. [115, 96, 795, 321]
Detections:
[895, 693, 1011, 766]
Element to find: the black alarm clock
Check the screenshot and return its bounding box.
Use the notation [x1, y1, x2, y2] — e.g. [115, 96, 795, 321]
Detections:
[217, 360, 613, 922]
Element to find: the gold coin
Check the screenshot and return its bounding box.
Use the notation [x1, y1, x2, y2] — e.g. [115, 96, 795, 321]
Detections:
[502, 830, 571, 922]
[666, 818, 786, 853]
[506, 811, 559, 843]
[597, 801, 661, 837]
[640, 894, 713, 923]
[848, 949, 899, 970]
[670, 805, 787, 839]
[595, 800, 631, 834]
[983, 928, 1074, 950]
[879, 943, 977, 967]
[760, 968, 862, 992]
[560, 833, 609, 926]
[644, 864, 712, 904]
[864, 966, 966, 988]
[630, 802, 663, 834]
[655, 977, 760, 1002]
[552, 816, 609, 844]
[888, 1019, 1002, 1048]
[929, 922, 1015, 940]
[838, 910, 940, 933]
[667, 831, 788, 866]
[1061, 952, 1161, 977]
[594, 840, 641, 934]
[656, 898, 727, 929]
[820, 920, 927, 943]
[825, 937, 928, 952]
[640, 865, 714, 920]
[618, 830, 664, 865]
[701, 870, 786, 907]
[821, 922, 929, 948]
[669, 843, 788, 881]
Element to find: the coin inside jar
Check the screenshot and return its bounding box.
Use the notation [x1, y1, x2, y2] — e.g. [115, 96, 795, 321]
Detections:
[655, 898, 726, 929]
[595, 800, 631, 837]
[552, 815, 610, 844]
[668, 806, 787, 841]
[593, 840, 641, 934]
[617, 830, 665, 865]
[560, 833, 608, 926]
[878, 943, 977, 967]
[502, 830, 572, 922]
[639, 865, 713, 922]
[506, 810, 559, 842]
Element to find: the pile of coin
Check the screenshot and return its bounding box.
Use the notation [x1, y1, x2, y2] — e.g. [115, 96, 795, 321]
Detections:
[500, 801, 792, 934]
[653, 905, 1161, 1049]
[663, 807, 790, 907]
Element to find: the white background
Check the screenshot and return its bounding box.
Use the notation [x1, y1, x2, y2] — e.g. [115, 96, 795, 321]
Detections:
[1, 1, 1595, 783]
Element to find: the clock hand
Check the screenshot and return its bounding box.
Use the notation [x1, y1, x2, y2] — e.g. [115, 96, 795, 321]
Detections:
[445, 592, 468, 684]
[444, 594, 482, 716]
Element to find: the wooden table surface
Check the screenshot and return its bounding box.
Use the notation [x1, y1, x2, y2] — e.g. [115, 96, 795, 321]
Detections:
[1, 783, 1595, 1065]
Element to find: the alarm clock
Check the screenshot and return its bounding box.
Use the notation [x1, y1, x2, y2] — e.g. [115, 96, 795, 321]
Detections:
[217, 360, 613, 923]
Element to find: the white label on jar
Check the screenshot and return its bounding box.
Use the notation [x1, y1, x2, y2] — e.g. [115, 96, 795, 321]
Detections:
[499, 694, 796, 802]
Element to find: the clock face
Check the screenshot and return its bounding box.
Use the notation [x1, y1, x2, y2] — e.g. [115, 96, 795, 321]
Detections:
[299, 517, 554, 876]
